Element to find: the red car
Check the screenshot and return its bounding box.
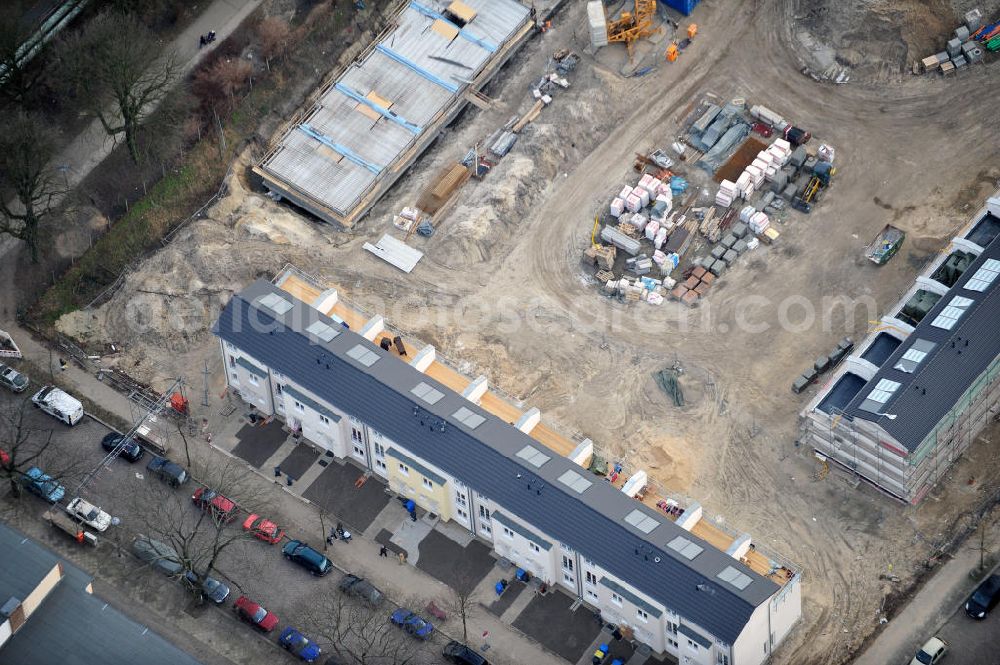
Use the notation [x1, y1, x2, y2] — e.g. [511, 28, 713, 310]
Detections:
[751, 122, 773, 138]
[0, 449, 10, 467]
[233, 595, 279, 633]
[192, 487, 238, 522]
[243, 514, 285, 544]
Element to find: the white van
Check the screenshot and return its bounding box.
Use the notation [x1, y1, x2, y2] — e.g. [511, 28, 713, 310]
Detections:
[31, 385, 85, 426]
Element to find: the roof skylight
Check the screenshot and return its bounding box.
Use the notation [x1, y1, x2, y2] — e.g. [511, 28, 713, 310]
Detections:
[717, 565, 753, 590]
[515, 445, 550, 468]
[258, 292, 293, 315]
[411, 381, 445, 405]
[893, 339, 935, 373]
[666, 536, 704, 560]
[624, 509, 660, 534]
[453, 406, 486, 430]
[965, 258, 1000, 292]
[305, 320, 340, 342]
[346, 344, 380, 367]
[557, 469, 592, 494]
[930, 295, 974, 330]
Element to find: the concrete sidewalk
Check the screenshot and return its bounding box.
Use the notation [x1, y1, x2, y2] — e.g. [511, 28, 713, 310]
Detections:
[853, 535, 999, 665]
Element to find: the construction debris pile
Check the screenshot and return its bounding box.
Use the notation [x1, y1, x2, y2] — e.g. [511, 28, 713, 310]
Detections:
[918, 9, 997, 75]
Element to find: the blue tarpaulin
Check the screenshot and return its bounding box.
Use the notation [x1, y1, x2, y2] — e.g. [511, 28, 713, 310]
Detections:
[660, 0, 700, 15]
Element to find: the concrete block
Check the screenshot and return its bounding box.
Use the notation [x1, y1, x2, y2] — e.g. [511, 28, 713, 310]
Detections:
[721, 233, 737, 249]
[731, 221, 748, 238]
[711, 245, 727, 260]
[709, 260, 727, 276]
[733, 239, 748, 254]
[723, 249, 738, 265]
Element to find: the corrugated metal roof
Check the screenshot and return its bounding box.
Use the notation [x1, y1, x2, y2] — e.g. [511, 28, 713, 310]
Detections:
[212, 280, 779, 642]
[844, 221, 1000, 451]
[259, 0, 529, 218]
[0, 523, 203, 665]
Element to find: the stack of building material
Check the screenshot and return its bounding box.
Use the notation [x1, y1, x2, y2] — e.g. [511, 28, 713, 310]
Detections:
[644, 219, 660, 241]
[610, 197, 625, 217]
[629, 213, 648, 234]
[748, 104, 786, 130]
[654, 226, 668, 249]
[587, 1, 608, 48]
[716, 180, 737, 207]
[633, 186, 650, 207]
[749, 211, 770, 234]
[735, 172, 753, 199]
[601, 225, 641, 255]
[625, 192, 643, 213]
[584, 243, 617, 271]
[638, 173, 661, 196]
[670, 265, 715, 306]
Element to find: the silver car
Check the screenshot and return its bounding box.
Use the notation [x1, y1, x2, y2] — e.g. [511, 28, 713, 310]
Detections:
[0, 363, 28, 393]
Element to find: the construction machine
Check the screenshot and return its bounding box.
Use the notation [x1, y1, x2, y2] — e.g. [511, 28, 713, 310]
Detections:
[607, 0, 659, 62]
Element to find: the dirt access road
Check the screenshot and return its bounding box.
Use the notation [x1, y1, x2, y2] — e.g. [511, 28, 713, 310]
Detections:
[54, 1, 1000, 664]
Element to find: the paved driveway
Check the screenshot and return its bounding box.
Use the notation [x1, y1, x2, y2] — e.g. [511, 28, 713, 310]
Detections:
[301, 459, 392, 532]
[231, 421, 287, 468]
[416, 529, 496, 595]
[512, 590, 603, 662]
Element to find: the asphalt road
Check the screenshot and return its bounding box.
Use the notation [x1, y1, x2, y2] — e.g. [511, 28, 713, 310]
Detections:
[934, 585, 1000, 665]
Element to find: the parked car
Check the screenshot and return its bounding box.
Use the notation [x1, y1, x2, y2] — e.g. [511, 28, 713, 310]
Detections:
[278, 627, 322, 663]
[31, 385, 84, 425]
[390, 608, 434, 639]
[338, 574, 382, 605]
[442, 641, 489, 665]
[22, 466, 66, 503]
[243, 514, 285, 544]
[965, 574, 1000, 619]
[101, 432, 145, 463]
[282, 540, 332, 576]
[909, 637, 947, 665]
[192, 487, 238, 522]
[146, 456, 188, 487]
[0, 363, 28, 393]
[132, 535, 183, 576]
[67, 497, 112, 532]
[183, 571, 230, 604]
[233, 595, 279, 632]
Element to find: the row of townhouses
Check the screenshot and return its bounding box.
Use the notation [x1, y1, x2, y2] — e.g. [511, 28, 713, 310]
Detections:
[802, 191, 1000, 503]
[212, 270, 801, 665]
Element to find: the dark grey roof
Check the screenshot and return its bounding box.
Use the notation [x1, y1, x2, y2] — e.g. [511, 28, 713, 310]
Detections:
[0, 523, 203, 665]
[844, 221, 1000, 452]
[212, 280, 780, 642]
[677, 623, 712, 649]
[385, 447, 446, 486]
[600, 577, 662, 618]
[490, 511, 553, 551]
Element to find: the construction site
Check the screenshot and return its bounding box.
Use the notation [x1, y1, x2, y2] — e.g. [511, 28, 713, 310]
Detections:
[49, 0, 1000, 663]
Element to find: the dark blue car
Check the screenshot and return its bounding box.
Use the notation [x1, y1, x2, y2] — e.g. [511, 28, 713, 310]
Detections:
[23, 466, 66, 503]
[278, 626, 321, 662]
[390, 608, 434, 639]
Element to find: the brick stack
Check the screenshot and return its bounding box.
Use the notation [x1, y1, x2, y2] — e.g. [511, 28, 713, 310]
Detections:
[670, 266, 714, 306]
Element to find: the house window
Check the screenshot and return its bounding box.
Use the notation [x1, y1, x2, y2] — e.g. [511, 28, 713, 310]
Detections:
[319, 414, 330, 426]
[636, 609, 649, 622]
[248, 373, 259, 386]
[688, 639, 698, 650]
[502, 526, 514, 539]
[611, 592, 623, 607]
[353, 444, 365, 458]
[455, 492, 467, 507]
[398, 463, 409, 476]
[275, 384, 283, 394]
[478, 505, 491, 522]
[529, 542, 540, 553]
[563, 571, 574, 584]
[351, 427, 364, 443]
[375, 459, 386, 472]
[456, 507, 468, 520]
[228, 356, 236, 367]
[585, 572, 597, 586]
[586, 589, 599, 602]
[478, 505, 491, 534]
[717, 653, 729, 665]
[230, 372, 238, 382]
[422, 478, 434, 490]
[561, 555, 573, 572]
[480, 522, 492, 535]
[373, 442, 385, 459]
[294, 400, 305, 412]
[666, 621, 678, 635]
[667, 639, 678, 649]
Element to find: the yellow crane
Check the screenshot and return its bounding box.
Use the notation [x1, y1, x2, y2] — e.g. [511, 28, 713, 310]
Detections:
[606, 0, 659, 62]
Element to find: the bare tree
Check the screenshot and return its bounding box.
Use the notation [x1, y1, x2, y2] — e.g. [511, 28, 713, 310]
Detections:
[0, 2, 47, 103]
[300, 590, 435, 665]
[0, 111, 63, 263]
[117, 456, 267, 595]
[443, 574, 479, 645]
[0, 399, 89, 498]
[55, 11, 178, 164]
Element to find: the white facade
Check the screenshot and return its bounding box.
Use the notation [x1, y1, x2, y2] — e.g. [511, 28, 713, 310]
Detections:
[221, 337, 800, 664]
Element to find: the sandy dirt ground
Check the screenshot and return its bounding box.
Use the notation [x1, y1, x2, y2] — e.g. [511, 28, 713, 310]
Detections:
[53, 1, 1000, 663]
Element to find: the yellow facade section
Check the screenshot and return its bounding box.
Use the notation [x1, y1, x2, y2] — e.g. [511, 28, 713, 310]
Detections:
[386, 457, 452, 521]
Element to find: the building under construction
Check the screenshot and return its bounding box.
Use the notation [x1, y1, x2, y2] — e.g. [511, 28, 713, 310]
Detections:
[254, 0, 533, 228]
[801, 191, 1000, 504]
